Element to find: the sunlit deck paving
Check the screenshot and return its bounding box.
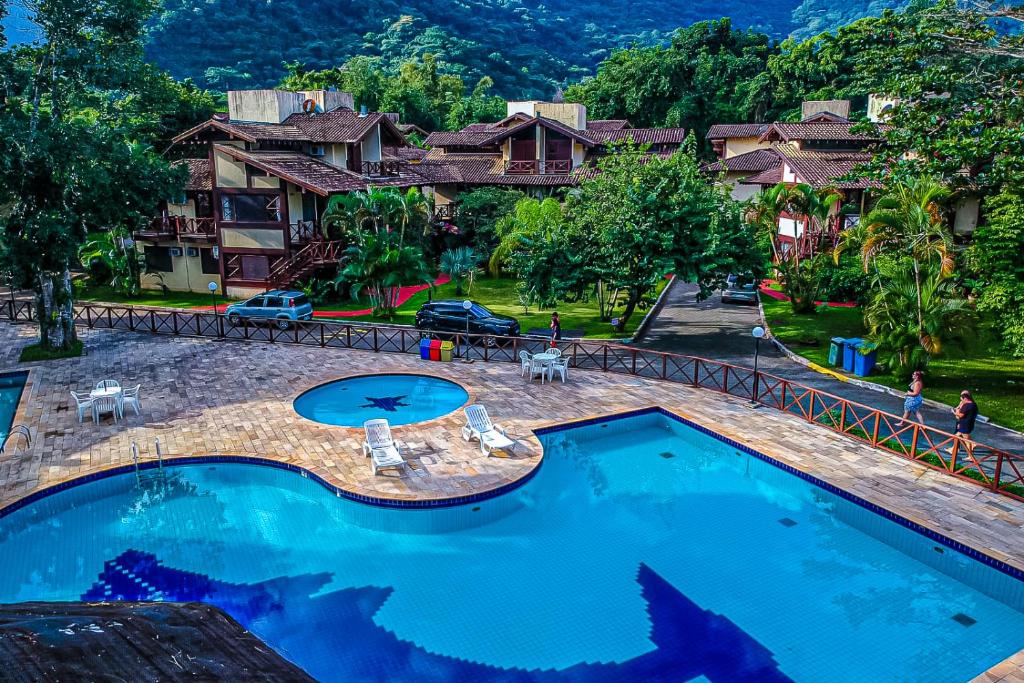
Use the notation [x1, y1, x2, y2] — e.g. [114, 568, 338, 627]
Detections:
[1, 322, 1023, 679]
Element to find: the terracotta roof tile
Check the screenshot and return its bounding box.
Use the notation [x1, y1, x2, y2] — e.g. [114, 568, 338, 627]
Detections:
[424, 130, 502, 146]
[172, 158, 211, 191]
[761, 122, 888, 143]
[704, 148, 781, 174]
[736, 145, 877, 189]
[587, 119, 630, 131]
[706, 123, 771, 140]
[588, 127, 688, 144]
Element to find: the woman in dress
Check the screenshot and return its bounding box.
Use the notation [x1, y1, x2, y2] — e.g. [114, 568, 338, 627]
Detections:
[899, 370, 925, 425]
[550, 311, 561, 347]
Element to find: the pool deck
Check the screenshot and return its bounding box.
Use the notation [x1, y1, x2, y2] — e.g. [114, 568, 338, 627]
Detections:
[1, 322, 1024, 680]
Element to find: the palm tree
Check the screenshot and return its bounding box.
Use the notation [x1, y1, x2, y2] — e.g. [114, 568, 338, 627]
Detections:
[78, 227, 140, 296]
[337, 231, 433, 318]
[439, 246, 478, 296]
[393, 187, 429, 244]
[783, 183, 841, 262]
[865, 261, 974, 374]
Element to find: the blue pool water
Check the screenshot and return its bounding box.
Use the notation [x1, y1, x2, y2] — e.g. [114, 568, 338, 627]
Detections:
[0, 371, 27, 445]
[293, 373, 470, 427]
[1, 411, 1023, 682]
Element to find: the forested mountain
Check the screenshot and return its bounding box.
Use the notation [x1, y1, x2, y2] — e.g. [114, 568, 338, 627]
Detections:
[129, 0, 906, 97]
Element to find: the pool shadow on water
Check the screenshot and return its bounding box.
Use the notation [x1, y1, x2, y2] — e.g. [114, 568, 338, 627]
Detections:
[82, 550, 792, 682]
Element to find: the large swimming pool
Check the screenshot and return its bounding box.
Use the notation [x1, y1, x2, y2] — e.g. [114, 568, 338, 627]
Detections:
[1, 410, 1022, 681]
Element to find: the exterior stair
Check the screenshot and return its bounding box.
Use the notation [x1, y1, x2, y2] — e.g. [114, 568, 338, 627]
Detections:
[265, 238, 345, 291]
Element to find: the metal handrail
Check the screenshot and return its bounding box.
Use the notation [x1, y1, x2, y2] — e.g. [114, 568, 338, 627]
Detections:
[0, 425, 31, 454]
[4, 301, 1022, 501]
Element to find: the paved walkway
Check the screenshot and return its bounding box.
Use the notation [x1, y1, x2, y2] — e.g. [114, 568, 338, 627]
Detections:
[640, 281, 1024, 457]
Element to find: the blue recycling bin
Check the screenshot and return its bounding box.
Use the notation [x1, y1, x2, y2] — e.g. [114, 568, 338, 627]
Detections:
[853, 343, 878, 377]
[419, 337, 432, 360]
[828, 337, 846, 367]
[842, 337, 863, 372]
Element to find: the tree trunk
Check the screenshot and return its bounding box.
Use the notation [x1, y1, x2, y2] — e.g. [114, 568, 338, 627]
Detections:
[615, 290, 640, 333]
[36, 269, 77, 351]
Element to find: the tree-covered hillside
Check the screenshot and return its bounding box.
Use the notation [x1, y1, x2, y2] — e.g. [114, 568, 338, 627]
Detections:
[139, 0, 907, 97]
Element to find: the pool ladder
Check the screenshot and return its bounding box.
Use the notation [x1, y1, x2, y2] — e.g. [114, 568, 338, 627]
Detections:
[0, 425, 31, 454]
[130, 438, 165, 486]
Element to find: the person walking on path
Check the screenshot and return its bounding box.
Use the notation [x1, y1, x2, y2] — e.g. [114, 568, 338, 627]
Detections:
[899, 370, 925, 425]
[550, 311, 561, 347]
[952, 390, 979, 453]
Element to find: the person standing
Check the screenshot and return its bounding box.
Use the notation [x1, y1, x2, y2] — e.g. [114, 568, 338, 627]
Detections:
[899, 370, 925, 425]
[550, 311, 561, 347]
[953, 390, 979, 453]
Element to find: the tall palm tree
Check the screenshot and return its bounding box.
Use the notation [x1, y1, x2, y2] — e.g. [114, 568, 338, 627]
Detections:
[859, 177, 954, 331]
[783, 183, 841, 263]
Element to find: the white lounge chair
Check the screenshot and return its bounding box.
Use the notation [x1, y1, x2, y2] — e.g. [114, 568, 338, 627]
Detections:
[462, 405, 518, 456]
[120, 384, 142, 416]
[70, 391, 94, 423]
[362, 419, 406, 476]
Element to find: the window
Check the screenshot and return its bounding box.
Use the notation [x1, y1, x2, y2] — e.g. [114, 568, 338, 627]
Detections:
[263, 296, 283, 308]
[200, 248, 219, 275]
[240, 255, 270, 281]
[289, 295, 309, 307]
[245, 297, 264, 308]
[310, 145, 325, 157]
[220, 193, 281, 223]
[144, 246, 173, 272]
[469, 303, 492, 318]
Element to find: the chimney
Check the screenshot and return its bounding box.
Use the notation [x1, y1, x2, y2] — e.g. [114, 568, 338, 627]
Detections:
[359, 105, 368, 117]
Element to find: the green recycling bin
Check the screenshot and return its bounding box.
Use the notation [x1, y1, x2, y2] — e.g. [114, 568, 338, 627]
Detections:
[828, 337, 846, 367]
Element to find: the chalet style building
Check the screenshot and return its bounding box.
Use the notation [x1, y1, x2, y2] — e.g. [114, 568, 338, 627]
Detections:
[705, 98, 980, 260]
[140, 91, 687, 296]
[422, 101, 687, 213]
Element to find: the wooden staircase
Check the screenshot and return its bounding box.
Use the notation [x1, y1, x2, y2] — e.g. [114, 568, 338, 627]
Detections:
[265, 238, 345, 291]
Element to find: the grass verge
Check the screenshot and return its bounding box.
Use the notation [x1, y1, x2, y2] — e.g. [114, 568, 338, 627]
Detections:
[20, 340, 84, 362]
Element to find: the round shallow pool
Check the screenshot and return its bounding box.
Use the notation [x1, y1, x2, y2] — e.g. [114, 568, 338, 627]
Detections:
[293, 373, 469, 427]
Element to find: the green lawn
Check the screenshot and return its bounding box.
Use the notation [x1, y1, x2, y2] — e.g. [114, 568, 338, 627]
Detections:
[761, 295, 1024, 432]
[74, 284, 236, 309]
[75, 277, 668, 339]
[340, 276, 668, 339]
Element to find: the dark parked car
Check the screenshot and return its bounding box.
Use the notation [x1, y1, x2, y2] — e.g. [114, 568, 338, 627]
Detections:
[415, 300, 520, 337]
[721, 275, 759, 305]
[225, 290, 313, 329]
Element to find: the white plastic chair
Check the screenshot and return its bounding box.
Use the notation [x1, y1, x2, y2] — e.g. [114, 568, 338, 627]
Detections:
[95, 379, 120, 391]
[527, 356, 548, 383]
[362, 419, 406, 476]
[519, 350, 532, 377]
[547, 347, 562, 358]
[462, 405, 517, 456]
[120, 384, 142, 416]
[549, 356, 569, 383]
[93, 394, 120, 423]
[70, 391, 95, 423]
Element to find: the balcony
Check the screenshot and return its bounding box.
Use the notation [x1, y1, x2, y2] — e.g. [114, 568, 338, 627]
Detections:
[290, 219, 318, 245]
[137, 216, 215, 241]
[361, 160, 404, 178]
[434, 204, 458, 221]
[503, 159, 572, 176]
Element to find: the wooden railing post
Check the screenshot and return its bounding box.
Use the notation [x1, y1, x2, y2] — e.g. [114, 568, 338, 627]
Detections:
[631, 349, 637, 374]
[373, 327, 379, 352]
[320, 322, 325, 347]
[346, 326, 351, 348]
[949, 438, 959, 472]
[992, 454, 1003, 491]
[722, 365, 729, 394]
[909, 425, 920, 459]
[661, 354, 668, 380]
[839, 401, 847, 432]
[870, 412, 881, 446]
[602, 345, 608, 371]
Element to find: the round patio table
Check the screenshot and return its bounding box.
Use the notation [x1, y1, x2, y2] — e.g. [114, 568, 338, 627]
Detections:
[531, 352, 559, 383]
[90, 386, 121, 400]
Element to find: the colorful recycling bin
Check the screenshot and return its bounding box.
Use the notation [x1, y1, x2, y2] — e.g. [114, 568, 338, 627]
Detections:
[439, 340, 454, 362]
[828, 337, 846, 367]
[842, 337, 864, 372]
[854, 342, 878, 377]
[429, 339, 442, 361]
[419, 337, 432, 360]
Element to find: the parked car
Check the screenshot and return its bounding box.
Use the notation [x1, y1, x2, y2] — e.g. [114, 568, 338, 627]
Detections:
[415, 300, 520, 338]
[721, 274, 759, 305]
[225, 290, 313, 329]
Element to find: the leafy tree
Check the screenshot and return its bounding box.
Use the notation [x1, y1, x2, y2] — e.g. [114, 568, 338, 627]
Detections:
[78, 227, 141, 296]
[565, 140, 764, 332]
[338, 231, 433, 318]
[865, 261, 974, 376]
[967, 190, 1024, 357]
[0, 0, 185, 350]
[489, 197, 564, 275]
[451, 187, 524, 255]
[439, 246, 479, 296]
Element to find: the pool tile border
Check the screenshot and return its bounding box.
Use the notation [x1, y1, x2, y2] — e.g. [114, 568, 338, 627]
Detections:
[536, 406, 1024, 585]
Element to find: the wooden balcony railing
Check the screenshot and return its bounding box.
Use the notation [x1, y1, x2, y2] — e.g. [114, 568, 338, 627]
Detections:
[290, 220, 317, 245]
[140, 216, 215, 239]
[361, 160, 403, 178]
[541, 159, 571, 175]
[504, 160, 538, 175]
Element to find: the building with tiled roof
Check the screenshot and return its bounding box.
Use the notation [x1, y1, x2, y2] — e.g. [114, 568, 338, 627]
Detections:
[422, 100, 686, 208]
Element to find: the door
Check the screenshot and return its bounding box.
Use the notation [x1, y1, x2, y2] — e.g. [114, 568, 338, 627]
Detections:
[240, 296, 264, 317]
[544, 139, 572, 173]
[511, 139, 534, 161]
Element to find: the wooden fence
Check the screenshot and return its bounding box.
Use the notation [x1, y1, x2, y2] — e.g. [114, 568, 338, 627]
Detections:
[6, 299, 1023, 501]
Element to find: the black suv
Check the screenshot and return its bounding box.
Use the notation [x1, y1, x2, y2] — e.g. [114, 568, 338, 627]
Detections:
[415, 300, 520, 337]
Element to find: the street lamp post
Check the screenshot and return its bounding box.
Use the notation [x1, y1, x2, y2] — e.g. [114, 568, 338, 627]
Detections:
[208, 281, 220, 337]
[750, 326, 765, 407]
[462, 299, 473, 361]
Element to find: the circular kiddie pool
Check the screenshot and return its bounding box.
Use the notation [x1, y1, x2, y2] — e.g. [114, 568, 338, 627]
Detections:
[293, 373, 470, 427]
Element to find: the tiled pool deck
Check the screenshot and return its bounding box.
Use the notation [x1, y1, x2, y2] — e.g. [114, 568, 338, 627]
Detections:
[1, 322, 1023, 681]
